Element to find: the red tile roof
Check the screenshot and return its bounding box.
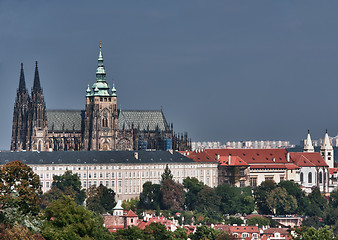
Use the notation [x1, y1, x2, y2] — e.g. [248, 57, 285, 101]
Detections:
[229, 225, 260, 233]
[290, 152, 328, 167]
[330, 168, 338, 175]
[125, 209, 138, 217]
[179, 150, 216, 163]
[218, 155, 249, 166]
[205, 149, 289, 164]
[250, 164, 299, 169]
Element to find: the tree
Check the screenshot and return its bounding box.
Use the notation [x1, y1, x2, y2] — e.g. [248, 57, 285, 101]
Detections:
[306, 187, 327, 217]
[0, 161, 42, 216]
[291, 226, 338, 240]
[138, 181, 162, 210]
[161, 164, 173, 182]
[183, 177, 204, 210]
[215, 184, 254, 215]
[0, 223, 45, 240]
[161, 178, 184, 210]
[266, 187, 298, 215]
[302, 216, 324, 229]
[278, 181, 309, 215]
[174, 227, 188, 240]
[196, 186, 220, 213]
[86, 184, 116, 214]
[189, 225, 219, 240]
[115, 225, 144, 240]
[122, 198, 139, 212]
[41, 171, 86, 207]
[42, 196, 113, 240]
[144, 222, 174, 240]
[253, 180, 277, 214]
[247, 216, 270, 227]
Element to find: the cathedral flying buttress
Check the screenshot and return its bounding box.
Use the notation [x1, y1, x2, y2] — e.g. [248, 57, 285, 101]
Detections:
[11, 43, 191, 152]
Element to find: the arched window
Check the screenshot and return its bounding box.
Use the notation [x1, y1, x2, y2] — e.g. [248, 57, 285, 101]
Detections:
[308, 172, 312, 184]
[319, 172, 323, 184]
[300, 172, 304, 183]
[102, 118, 108, 127]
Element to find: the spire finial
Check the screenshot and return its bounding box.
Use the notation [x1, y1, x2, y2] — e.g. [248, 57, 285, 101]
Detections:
[326, 129, 328, 133]
[308, 129, 310, 134]
[100, 41, 102, 49]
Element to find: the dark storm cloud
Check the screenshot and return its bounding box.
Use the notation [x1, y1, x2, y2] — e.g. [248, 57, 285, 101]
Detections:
[1, 0, 338, 150]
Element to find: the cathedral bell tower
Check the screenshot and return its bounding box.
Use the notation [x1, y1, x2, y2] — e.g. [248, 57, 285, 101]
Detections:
[84, 42, 118, 151]
[11, 63, 31, 151]
[29, 61, 48, 151]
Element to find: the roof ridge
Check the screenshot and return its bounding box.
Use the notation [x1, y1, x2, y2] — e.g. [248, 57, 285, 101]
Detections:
[47, 109, 83, 112]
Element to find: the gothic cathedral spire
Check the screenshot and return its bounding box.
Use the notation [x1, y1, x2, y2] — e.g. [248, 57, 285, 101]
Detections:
[33, 61, 42, 91]
[11, 63, 31, 151]
[30, 61, 47, 151]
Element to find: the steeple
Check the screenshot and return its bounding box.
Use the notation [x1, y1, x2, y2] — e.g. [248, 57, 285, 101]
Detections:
[19, 63, 27, 92]
[91, 42, 111, 96]
[320, 129, 334, 168]
[321, 129, 333, 151]
[33, 61, 42, 91]
[304, 129, 314, 152]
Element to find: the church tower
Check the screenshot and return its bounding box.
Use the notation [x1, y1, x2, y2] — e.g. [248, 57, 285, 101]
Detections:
[84, 43, 118, 151]
[29, 62, 48, 151]
[304, 130, 314, 152]
[11, 63, 31, 151]
[320, 130, 334, 168]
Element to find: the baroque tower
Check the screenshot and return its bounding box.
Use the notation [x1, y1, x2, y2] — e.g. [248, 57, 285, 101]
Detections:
[11, 63, 31, 151]
[320, 130, 334, 168]
[29, 62, 48, 151]
[84, 43, 119, 150]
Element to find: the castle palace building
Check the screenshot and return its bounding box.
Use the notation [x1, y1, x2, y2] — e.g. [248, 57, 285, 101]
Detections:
[11, 44, 191, 152]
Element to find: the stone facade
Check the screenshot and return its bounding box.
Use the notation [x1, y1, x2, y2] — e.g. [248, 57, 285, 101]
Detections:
[11, 45, 191, 152]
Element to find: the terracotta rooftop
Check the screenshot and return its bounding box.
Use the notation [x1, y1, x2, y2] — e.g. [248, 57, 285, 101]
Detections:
[290, 152, 328, 167]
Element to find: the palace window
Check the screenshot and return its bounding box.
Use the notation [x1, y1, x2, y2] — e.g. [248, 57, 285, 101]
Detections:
[308, 172, 312, 183]
[250, 177, 257, 187]
[300, 172, 304, 183]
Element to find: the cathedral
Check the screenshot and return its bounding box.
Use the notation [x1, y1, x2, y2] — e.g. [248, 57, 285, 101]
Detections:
[11, 44, 191, 152]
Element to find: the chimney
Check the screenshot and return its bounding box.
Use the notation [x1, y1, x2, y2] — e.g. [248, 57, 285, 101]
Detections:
[287, 152, 290, 162]
[228, 154, 231, 165]
[134, 152, 138, 160]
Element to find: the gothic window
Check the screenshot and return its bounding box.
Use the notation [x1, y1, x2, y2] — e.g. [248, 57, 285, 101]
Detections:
[308, 172, 312, 183]
[300, 172, 304, 183]
[102, 118, 108, 128]
[319, 172, 323, 184]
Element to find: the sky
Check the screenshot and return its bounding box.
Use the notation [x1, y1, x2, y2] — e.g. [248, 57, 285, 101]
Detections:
[1, 1, 338, 150]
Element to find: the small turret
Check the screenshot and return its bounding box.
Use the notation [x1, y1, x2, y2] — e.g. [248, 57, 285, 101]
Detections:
[111, 80, 117, 97]
[86, 84, 91, 96]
